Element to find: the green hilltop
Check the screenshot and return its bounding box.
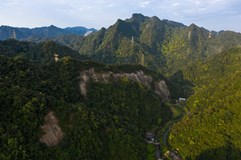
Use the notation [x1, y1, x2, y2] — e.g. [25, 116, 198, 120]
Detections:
[1, 13, 241, 160]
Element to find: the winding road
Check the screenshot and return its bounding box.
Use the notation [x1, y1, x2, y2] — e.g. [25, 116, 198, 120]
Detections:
[163, 122, 174, 146]
[147, 105, 184, 160]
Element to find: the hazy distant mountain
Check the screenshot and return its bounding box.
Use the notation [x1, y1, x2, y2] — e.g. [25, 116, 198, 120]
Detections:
[0, 25, 97, 41]
[64, 26, 96, 36]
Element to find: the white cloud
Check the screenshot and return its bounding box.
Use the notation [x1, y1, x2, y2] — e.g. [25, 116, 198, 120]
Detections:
[140, 0, 150, 8]
[0, 0, 240, 32]
[171, 2, 180, 7]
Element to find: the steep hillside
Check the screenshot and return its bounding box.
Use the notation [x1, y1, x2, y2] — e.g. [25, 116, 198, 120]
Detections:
[52, 34, 85, 51]
[1, 14, 241, 160]
[0, 45, 185, 159]
[75, 14, 241, 75]
[2, 14, 241, 76]
[78, 14, 185, 71]
[168, 48, 241, 159]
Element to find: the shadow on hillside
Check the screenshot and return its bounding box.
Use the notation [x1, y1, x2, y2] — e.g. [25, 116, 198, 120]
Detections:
[186, 143, 241, 160]
[167, 70, 194, 100]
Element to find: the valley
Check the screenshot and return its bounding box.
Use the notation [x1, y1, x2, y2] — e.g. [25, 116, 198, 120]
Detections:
[1, 13, 241, 160]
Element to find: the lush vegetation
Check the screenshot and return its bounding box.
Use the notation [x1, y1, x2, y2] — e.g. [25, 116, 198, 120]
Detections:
[0, 52, 174, 159]
[73, 14, 241, 76]
[2, 14, 241, 77]
[0, 39, 89, 63]
[169, 48, 241, 159]
[2, 13, 241, 160]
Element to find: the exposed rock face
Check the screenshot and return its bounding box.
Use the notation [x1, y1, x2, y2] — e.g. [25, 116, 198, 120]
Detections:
[80, 68, 170, 101]
[39, 112, 63, 147]
[154, 81, 170, 101]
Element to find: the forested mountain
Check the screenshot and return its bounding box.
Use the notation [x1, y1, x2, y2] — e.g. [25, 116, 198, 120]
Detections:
[69, 14, 241, 160]
[1, 13, 241, 160]
[0, 25, 96, 41]
[169, 48, 241, 159]
[0, 39, 184, 159]
[2, 14, 241, 76]
[72, 14, 241, 76]
[76, 14, 186, 72]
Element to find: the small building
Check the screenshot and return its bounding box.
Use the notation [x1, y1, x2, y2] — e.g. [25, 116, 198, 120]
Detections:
[146, 131, 155, 141]
[178, 98, 186, 106]
[178, 98, 186, 102]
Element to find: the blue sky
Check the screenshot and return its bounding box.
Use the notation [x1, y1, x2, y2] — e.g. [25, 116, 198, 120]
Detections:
[1, 0, 241, 32]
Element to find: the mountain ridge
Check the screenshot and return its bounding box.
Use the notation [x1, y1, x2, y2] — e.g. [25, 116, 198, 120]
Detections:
[2, 13, 241, 76]
[0, 25, 97, 41]
[75, 14, 241, 76]
[1, 13, 241, 159]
